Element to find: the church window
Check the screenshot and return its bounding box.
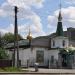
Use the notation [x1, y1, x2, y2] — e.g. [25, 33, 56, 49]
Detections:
[53, 40, 55, 47]
[62, 40, 65, 47]
[36, 51, 44, 63]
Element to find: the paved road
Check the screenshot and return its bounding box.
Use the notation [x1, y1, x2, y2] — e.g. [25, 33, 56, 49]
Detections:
[0, 68, 75, 75]
[0, 74, 75, 75]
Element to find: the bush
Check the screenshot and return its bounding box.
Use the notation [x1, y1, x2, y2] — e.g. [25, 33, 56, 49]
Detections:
[4, 67, 20, 72]
[0, 47, 9, 59]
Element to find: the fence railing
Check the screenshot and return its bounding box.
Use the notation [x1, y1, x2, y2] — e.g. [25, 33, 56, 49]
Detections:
[0, 59, 12, 67]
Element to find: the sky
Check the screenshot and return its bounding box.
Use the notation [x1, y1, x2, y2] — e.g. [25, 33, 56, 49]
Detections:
[0, 0, 75, 38]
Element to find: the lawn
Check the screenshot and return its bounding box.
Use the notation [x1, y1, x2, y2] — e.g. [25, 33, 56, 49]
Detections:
[0, 67, 29, 72]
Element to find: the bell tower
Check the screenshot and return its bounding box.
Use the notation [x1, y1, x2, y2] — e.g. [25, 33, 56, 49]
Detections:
[56, 0, 63, 36]
[51, 0, 69, 48]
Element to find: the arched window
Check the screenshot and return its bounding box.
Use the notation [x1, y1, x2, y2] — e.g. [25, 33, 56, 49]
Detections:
[62, 40, 65, 47]
[53, 40, 55, 47]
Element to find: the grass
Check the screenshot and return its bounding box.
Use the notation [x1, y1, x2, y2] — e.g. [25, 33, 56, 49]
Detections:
[0, 67, 29, 72]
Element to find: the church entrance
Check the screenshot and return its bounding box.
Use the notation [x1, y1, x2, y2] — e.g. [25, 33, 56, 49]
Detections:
[36, 51, 44, 67]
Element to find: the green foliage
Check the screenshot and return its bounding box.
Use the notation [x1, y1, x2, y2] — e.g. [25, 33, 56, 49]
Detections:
[2, 32, 23, 43]
[0, 67, 19, 72]
[0, 67, 28, 72]
[60, 49, 67, 54]
[0, 35, 4, 48]
[2, 33, 14, 43]
[60, 48, 75, 55]
[2, 67, 20, 72]
[0, 68, 5, 72]
[0, 47, 9, 59]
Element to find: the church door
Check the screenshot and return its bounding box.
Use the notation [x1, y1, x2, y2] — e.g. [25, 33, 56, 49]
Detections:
[36, 51, 44, 64]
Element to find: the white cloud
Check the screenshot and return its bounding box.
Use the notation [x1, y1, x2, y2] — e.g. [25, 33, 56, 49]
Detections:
[48, 16, 55, 24]
[54, 7, 75, 23]
[0, 24, 14, 34]
[47, 15, 57, 33]
[65, 0, 75, 4]
[7, 0, 44, 9]
[0, 9, 7, 17]
[0, 29, 8, 34]
[0, 19, 46, 38]
[0, 0, 46, 38]
[48, 6, 75, 34]
[31, 15, 43, 32]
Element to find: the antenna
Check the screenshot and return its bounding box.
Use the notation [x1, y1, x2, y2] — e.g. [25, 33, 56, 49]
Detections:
[58, 0, 62, 21]
[59, 0, 61, 12]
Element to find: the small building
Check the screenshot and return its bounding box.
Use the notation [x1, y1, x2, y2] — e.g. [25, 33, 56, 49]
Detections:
[5, 9, 75, 69]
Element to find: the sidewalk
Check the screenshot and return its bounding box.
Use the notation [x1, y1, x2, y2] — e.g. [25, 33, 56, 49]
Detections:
[21, 68, 75, 74]
[0, 68, 75, 74]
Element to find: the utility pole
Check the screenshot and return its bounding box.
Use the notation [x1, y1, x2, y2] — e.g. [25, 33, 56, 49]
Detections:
[0, 32, 1, 47]
[13, 6, 19, 68]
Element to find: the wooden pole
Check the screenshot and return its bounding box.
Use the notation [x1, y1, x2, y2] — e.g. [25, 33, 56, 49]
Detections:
[14, 6, 19, 68]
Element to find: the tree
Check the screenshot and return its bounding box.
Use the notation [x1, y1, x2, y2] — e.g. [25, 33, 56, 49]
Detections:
[0, 33, 2, 47]
[2, 33, 23, 43]
[0, 47, 9, 59]
[0, 32, 5, 48]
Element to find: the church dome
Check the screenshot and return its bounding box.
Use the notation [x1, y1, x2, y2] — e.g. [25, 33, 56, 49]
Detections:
[27, 26, 32, 41]
[27, 33, 32, 41]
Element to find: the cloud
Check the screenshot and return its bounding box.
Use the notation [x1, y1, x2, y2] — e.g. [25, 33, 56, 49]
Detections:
[7, 0, 44, 9]
[0, 29, 8, 35]
[0, 0, 44, 17]
[54, 7, 75, 23]
[48, 6, 75, 34]
[0, 0, 46, 38]
[65, 0, 75, 4]
[31, 15, 43, 32]
[0, 9, 7, 17]
[0, 22, 46, 38]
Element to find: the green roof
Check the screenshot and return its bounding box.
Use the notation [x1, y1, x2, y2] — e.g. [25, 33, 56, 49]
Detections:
[56, 22, 63, 36]
[5, 39, 30, 49]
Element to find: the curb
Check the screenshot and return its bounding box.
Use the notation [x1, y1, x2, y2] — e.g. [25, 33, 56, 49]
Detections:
[0, 72, 75, 74]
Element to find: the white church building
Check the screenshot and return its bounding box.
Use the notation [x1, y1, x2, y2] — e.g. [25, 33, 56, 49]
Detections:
[5, 8, 75, 69]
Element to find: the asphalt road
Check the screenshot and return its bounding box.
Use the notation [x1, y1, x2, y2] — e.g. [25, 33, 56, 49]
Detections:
[0, 68, 75, 75]
[0, 74, 75, 75]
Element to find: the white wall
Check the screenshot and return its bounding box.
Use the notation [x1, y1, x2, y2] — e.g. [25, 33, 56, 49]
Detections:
[19, 48, 33, 67]
[32, 47, 49, 66]
[18, 47, 49, 67]
[48, 50, 59, 60]
[8, 48, 33, 67]
[51, 36, 69, 48]
[8, 47, 60, 67]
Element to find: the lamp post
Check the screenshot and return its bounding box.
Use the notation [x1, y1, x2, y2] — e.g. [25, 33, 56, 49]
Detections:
[14, 6, 19, 68]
